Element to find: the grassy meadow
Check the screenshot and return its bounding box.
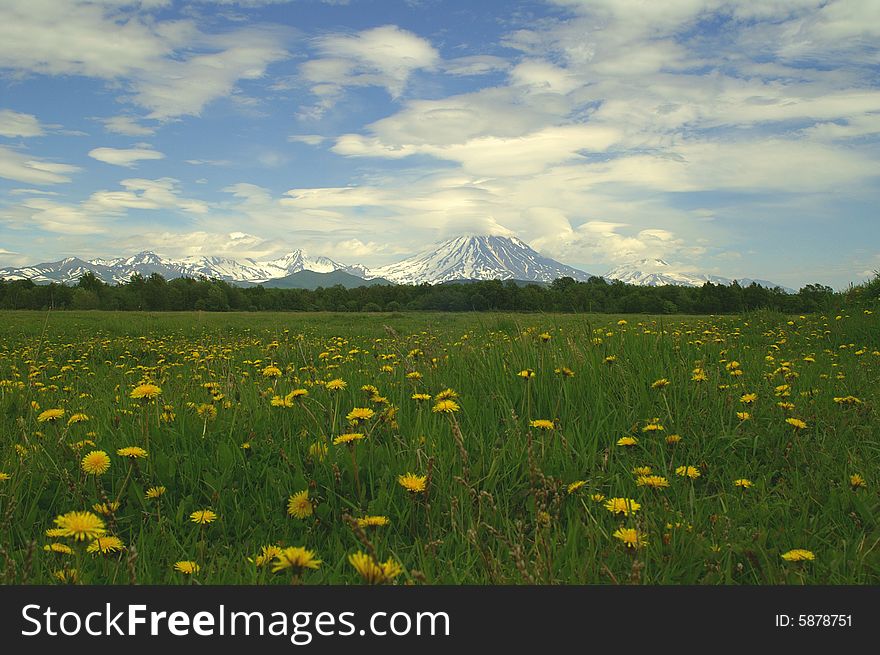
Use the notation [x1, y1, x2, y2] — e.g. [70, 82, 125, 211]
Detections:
[0, 308, 878, 585]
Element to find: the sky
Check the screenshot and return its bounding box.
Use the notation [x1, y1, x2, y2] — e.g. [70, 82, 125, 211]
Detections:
[0, 0, 878, 289]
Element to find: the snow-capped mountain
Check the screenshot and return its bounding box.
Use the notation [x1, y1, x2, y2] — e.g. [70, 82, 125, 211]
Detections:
[369, 235, 596, 284]
[0, 250, 355, 285]
[604, 259, 793, 292]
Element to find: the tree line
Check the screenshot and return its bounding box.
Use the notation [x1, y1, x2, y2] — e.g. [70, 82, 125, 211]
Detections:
[1, 270, 869, 314]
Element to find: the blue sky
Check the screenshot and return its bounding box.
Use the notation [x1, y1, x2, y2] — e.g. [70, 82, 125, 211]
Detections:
[0, 0, 878, 289]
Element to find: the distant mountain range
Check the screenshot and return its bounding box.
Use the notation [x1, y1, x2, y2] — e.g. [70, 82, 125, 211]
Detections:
[0, 236, 792, 292]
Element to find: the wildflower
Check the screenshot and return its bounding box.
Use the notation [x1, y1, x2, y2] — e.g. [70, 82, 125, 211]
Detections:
[433, 388, 458, 401]
[52, 511, 106, 541]
[348, 551, 402, 585]
[87, 536, 125, 555]
[777, 401, 796, 411]
[92, 501, 120, 515]
[833, 396, 862, 405]
[356, 516, 390, 528]
[44, 543, 74, 555]
[642, 422, 664, 432]
[740, 393, 757, 404]
[432, 399, 460, 414]
[406, 371, 422, 380]
[651, 378, 670, 389]
[517, 369, 535, 379]
[0, 472, 10, 481]
[37, 408, 65, 423]
[734, 479, 753, 489]
[850, 474, 866, 489]
[567, 480, 587, 494]
[691, 368, 708, 382]
[251, 545, 284, 567]
[781, 549, 815, 562]
[262, 365, 282, 378]
[603, 355, 617, 364]
[346, 407, 375, 425]
[271, 547, 322, 574]
[675, 465, 701, 479]
[130, 384, 161, 400]
[590, 493, 606, 502]
[617, 436, 638, 447]
[287, 491, 313, 519]
[309, 441, 328, 460]
[539, 332, 551, 342]
[67, 413, 89, 426]
[196, 403, 217, 420]
[333, 432, 365, 445]
[666, 434, 682, 444]
[398, 472, 427, 493]
[612, 527, 648, 549]
[637, 475, 670, 489]
[190, 509, 217, 525]
[786, 417, 808, 429]
[736, 411, 751, 421]
[81, 450, 110, 476]
[326, 379, 347, 392]
[173, 561, 200, 574]
[555, 366, 575, 377]
[529, 419, 555, 430]
[604, 498, 641, 516]
[117, 446, 148, 459]
[145, 486, 166, 499]
[53, 569, 79, 583]
[411, 393, 432, 401]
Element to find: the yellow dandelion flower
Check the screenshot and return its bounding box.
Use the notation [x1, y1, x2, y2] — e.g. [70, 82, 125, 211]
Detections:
[52, 511, 106, 541]
[92, 501, 120, 516]
[411, 393, 432, 401]
[130, 384, 161, 400]
[250, 545, 284, 567]
[0, 472, 10, 481]
[604, 497, 641, 515]
[356, 516, 390, 528]
[326, 379, 347, 392]
[651, 378, 670, 389]
[81, 450, 110, 476]
[632, 466, 652, 476]
[736, 411, 751, 421]
[567, 480, 587, 494]
[529, 419, 555, 430]
[666, 434, 682, 444]
[734, 478, 753, 489]
[781, 549, 815, 562]
[262, 365, 282, 378]
[44, 543, 74, 555]
[675, 465, 701, 479]
[67, 413, 89, 426]
[850, 474, 866, 489]
[87, 536, 125, 555]
[53, 568, 79, 583]
[37, 408, 65, 423]
[116, 446, 148, 459]
[432, 399, 460, 414]
[617, 436, 638, 446]
[346, 407, 375, 424]
[173, 561, 200, 575]
[333, 432, 365, 445]
[309, 441, 328, 460]
[145, 486, 166, 499]
[348, 551, 403, 585]
[271, 546, 322, 574]
[433, 388, 459, 401]
[637, 475, 670, 489]
[740, 393, 758, 404]
[398, 472, 427, 493]
[786, 417, 808, 429]
[612, 527, 648, 549]
[287, 491, 313, 519]
[517, 369, 535, 379]
[190, 509, 217, 525]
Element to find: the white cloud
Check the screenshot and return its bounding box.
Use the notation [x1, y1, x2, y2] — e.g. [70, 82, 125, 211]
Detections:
[0, 145, 80, 184]
[442, 55, 511, 76]
[0, 110, 45, 137]
[84, 178, 208, 214]
[88, 146, 165, 167]
[0, 1, 290, 120]
[100, 115, 157, 136]
[300, 25, 439, 114]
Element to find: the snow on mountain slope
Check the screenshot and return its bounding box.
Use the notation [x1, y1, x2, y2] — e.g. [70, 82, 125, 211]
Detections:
[369, 235, 595, 284]
[604, 259, 793, 291]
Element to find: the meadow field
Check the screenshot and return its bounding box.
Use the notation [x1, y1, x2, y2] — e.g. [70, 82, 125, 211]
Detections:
[0, 309, 877, 585]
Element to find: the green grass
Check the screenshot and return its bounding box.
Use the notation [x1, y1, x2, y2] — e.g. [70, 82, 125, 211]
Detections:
[0, 309, 878, 585]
